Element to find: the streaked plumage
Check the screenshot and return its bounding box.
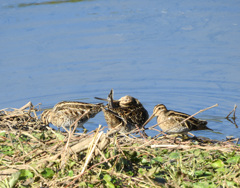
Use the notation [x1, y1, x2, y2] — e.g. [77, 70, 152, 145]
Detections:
[41, 101, 103, 129]
[143, 104, 212, 134]
[96, 90, 149, 133]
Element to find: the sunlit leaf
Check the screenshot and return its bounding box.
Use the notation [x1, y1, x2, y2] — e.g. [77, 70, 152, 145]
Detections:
[147, 166, 158, 176]
[103, 174, 111, 182]
[227, 155, 240, 164]
[193, 181, 209, 188]
[78, 182, 87, 187]
[88, 183, 94, 187]
[169, 152, 180, 159]
[9, 171, 21, 188]
[138, 168, 147, 175]
[226, 180, 236, 187]
[9, 133, 16, 138]
[152, 156, 163, 163]
[216, 167, 228, 173]
[211, 160, 224, 168]
[105, 151, 110, 158]
[19, 169, 33, 180]
[0, 131, 6, 137]
[0, 182, 7, 188]
[127, 171, 134, 176]
[106, 182, 115, 188]
[141, 158, 148, 164]
[54, 132, 65, 141]
[194, 170, 204, 177]
[193, 181, 216, 188]
[41, 168, 54, 178]
[103, 174, 115, 188]
[69, 161, 76, 168]
[204, 171, 212, 176]
[68, 170, 73, 177]
[194, 149, 201, 156]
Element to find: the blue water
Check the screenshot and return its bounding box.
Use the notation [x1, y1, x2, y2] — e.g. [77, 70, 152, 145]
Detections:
[1, 0, 240, 140]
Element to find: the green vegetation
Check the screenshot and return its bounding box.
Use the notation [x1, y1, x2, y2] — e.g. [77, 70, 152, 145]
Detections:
[0, 103, 239, 187]
[0, 128, 240, 188]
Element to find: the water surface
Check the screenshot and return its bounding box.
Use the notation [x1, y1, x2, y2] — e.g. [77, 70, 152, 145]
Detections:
[1, 0, 240, 140]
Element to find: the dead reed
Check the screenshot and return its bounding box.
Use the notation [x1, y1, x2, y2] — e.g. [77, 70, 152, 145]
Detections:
[0, 102, 239, 187]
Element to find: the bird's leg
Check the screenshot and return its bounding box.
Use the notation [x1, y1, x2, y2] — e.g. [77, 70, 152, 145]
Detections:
[83, 127, 88, 134]
[135, 124, 148, 139]
[142, 129, 149, 138]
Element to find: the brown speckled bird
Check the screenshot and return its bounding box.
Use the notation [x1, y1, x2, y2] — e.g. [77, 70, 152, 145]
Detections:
[95, 89, 149, 133]
[143, 104, 212, 134]
[41, 101, 103, 130]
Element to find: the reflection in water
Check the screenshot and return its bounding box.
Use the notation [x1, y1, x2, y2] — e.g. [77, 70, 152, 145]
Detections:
[17, 0, 92, 7]
[226, 118, 238, 129]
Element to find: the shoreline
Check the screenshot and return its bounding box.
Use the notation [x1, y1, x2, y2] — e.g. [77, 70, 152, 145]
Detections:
[1, 102, 239, 187]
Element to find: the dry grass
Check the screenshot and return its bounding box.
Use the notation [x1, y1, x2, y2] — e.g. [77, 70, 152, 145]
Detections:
[0, 102, 240, 188]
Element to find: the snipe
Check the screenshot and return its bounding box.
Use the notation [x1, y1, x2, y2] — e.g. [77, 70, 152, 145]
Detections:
[143, 104, 212, 135]
[41, 101, 103, 130]
[95, 89, 149, 133]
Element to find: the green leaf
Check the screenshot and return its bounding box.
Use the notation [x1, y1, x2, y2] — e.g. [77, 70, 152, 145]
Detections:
[194, 170, 204, 177]
[9, 171, 21, 188]
[194, 149, 201, 156]
[78, 182, 87, 187]
[69, 161, 76, 168]
[127, 171, 134, 176]
[41, 168, 54, 178]
[19, 169, 33, 180]
[201, 151, 209, 158]
[227, 155, 240, 164]
[215, 167, 228, 173]
[195, 170, 212, 178]
[1, 145, 14, 155]
[105, 151, 110, 158]
[106, 182, 115, 188]
[193, 181, 209, 188]
[211, 160, 224, 168]
[152, 156, 163, 163]
[147, 166, 158, 176]
[9, 133, 16, 138]
[138, 168, 147, 175]
[87, 183, 94, 187]
[103, 174, 111, 182]
[0, 131, 6, 137]
[54, 132, 65, 141]
[0, 182, 7, 188]
[169, 152, 180, 159]
[68, 170, 73, 177]
[193, 181, 216, 188]
[103, 174, 115, 188]
[204, 171, 212, 176]
[141, 158, 148, 164]
[226, 180, 236, 187]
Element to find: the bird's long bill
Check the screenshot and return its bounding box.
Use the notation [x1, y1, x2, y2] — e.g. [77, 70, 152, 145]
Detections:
[94, 97, 108, 101]
[142, 112, 157, 127]
[107, 89, 114, 108]
[95, 97, 119, 102]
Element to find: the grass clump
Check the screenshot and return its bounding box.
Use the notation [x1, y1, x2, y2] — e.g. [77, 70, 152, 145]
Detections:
[0, 102, 240, 187]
